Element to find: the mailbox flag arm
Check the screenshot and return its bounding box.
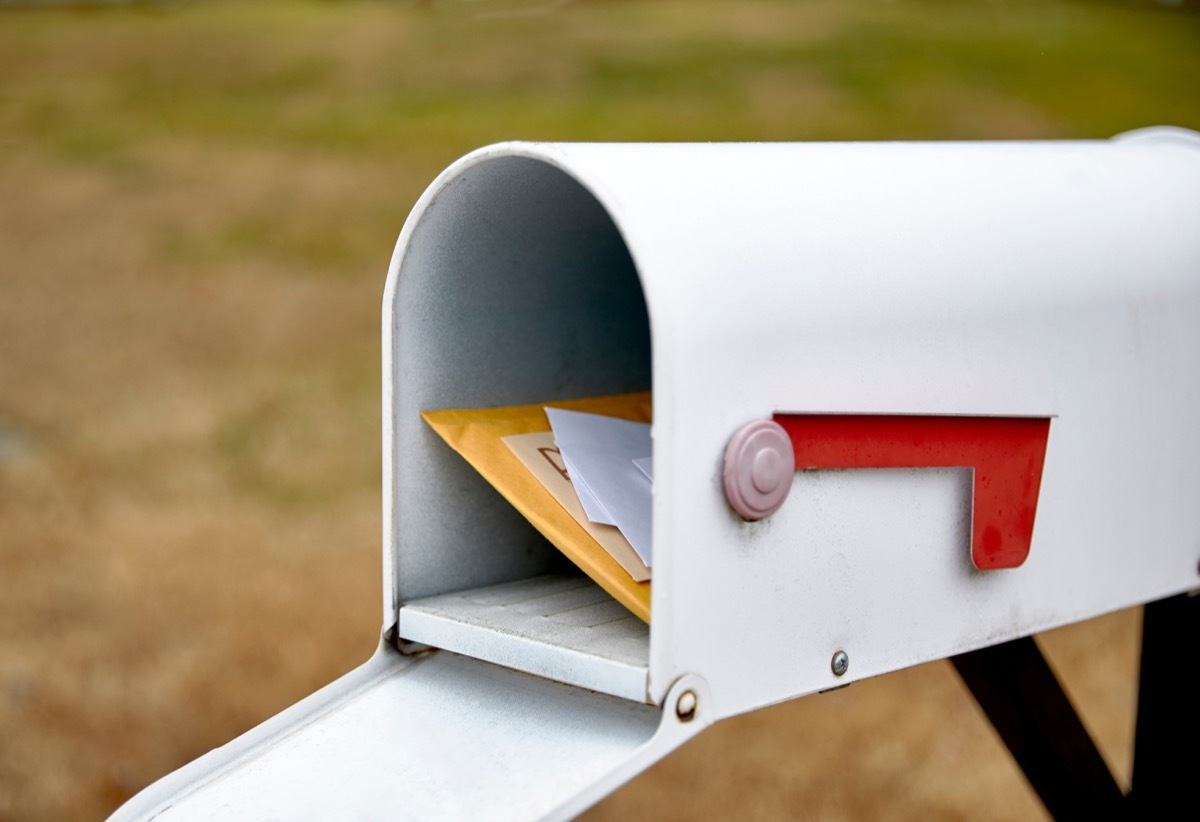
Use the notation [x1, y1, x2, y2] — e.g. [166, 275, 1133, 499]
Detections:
[773, 415, 1052, 569]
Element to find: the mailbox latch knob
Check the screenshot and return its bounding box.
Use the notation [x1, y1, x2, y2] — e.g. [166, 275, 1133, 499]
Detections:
[723, 419, 794, 521]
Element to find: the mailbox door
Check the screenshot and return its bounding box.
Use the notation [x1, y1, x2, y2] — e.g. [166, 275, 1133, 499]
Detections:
[111, 646, 709, 821]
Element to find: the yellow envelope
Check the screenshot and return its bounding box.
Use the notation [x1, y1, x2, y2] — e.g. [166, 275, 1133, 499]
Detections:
[422, 392, 652, 623]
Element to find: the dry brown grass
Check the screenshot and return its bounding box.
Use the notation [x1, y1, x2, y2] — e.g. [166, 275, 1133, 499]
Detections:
[0, 144, 392, 818]
[1, 1, 1195, 819]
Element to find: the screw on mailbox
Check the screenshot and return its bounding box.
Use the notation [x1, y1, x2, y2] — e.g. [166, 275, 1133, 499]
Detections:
[831, 650, 850, 677]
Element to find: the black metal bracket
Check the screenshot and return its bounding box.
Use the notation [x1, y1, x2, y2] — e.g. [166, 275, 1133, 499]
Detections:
[950, 591, 1197, 820]
[1130, 591, 1200, 815]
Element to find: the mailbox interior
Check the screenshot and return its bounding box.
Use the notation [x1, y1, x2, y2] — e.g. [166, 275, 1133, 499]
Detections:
[387, 154, 655, 701]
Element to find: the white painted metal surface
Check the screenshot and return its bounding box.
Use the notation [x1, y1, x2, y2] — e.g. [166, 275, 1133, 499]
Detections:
[385, 129, 1200, 718]
[115, 130, 1200, 820]
[111, 644, 710, 821]
[631, 131, 1199, 715]
[400, 574, 649, 701]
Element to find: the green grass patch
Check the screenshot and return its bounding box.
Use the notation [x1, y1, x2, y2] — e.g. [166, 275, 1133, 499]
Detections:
[3, 0, 1197, 169]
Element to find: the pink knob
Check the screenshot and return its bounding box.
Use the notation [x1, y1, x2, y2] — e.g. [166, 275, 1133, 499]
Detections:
[723, 419, 794, 520]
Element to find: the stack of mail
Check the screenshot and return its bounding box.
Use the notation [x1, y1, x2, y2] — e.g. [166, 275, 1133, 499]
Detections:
[422, 392, 653, 622]
[502, 420, 651, 584]
[543, 408, 652, 568]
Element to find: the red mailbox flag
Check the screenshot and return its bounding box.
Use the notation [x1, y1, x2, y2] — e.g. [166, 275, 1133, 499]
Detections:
[774, 415, 1052, 570]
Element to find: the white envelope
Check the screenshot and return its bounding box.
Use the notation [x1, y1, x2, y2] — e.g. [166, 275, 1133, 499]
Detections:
[546, 408, 653, 566]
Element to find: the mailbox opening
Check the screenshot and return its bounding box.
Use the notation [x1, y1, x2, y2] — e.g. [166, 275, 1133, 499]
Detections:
[388, 152, 655, 702]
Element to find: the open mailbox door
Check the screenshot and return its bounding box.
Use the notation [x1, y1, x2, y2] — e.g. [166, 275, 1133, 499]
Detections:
[114, 129, 1200, 820]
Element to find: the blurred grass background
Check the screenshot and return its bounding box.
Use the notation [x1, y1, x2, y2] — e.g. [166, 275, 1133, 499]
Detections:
[0, 0, 1196, 819]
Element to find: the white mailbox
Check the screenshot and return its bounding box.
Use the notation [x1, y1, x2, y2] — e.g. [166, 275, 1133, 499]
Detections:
[114, 128, 1200, 820]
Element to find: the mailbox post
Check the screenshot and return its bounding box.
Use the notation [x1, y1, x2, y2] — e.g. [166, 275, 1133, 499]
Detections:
[113, 128, 1200, 820]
